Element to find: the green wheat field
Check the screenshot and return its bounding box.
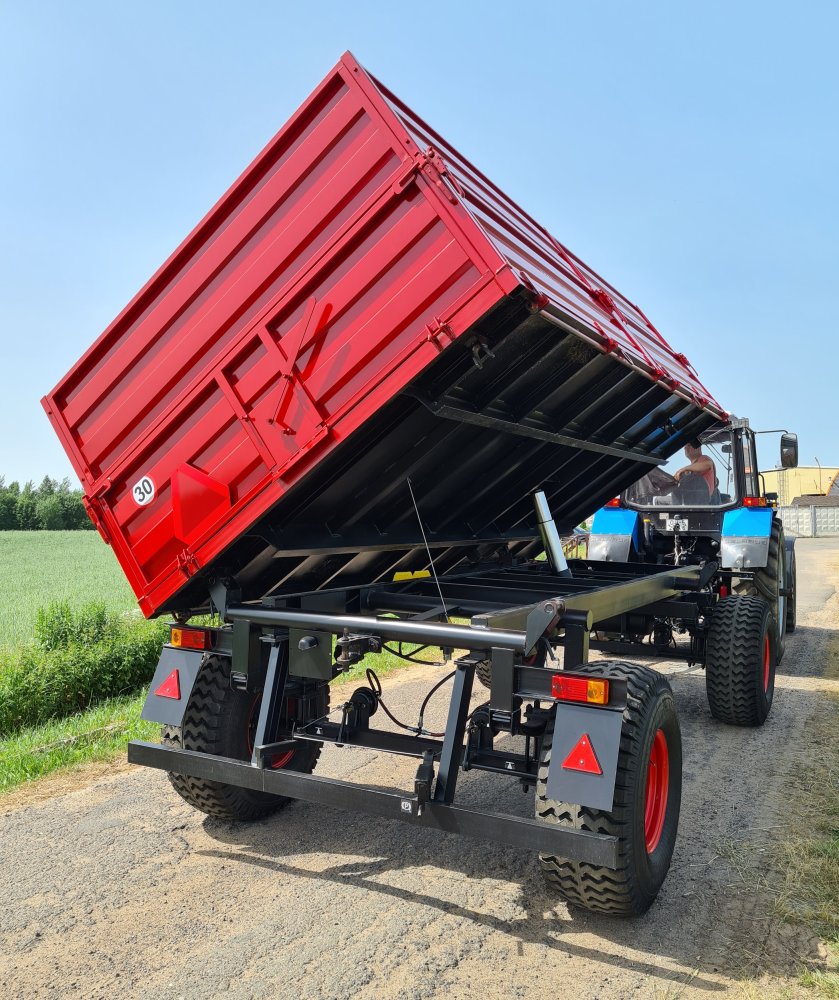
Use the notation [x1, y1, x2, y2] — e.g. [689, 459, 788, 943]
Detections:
[0, 531, 136, 647]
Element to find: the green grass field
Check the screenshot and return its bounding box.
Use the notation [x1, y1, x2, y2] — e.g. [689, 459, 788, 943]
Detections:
[0, 692, 158, 791]
[0, 531, 438, 792]
[0, 531, 135, 647]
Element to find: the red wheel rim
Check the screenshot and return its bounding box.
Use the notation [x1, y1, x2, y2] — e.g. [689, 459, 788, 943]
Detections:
[644, 728, 669, 854]
[247, 697, 295, 770]
[762, 634, 770, 692]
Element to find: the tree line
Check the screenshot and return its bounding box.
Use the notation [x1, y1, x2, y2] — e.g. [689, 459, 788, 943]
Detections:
[0, 477, 93, 531]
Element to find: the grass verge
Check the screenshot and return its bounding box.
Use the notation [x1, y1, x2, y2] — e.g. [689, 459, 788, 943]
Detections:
[0, 608, 167, 736]
[783, 638, 839, 995]
[0, 692, 158, 792]
[0, 531, 134, 647]
[0, 642, 443, 795]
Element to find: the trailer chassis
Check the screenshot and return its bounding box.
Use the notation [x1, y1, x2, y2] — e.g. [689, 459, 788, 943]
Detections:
[130, 556, 713, 868]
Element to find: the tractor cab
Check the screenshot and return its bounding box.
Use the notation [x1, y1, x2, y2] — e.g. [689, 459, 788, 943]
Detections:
[590, 421, 799, 566]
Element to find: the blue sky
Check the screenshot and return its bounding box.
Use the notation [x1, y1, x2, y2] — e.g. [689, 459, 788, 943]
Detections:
[1, 0, 836, 484]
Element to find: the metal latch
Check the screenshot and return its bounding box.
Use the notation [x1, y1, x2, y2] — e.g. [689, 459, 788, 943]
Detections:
[414, 751, 435, 814]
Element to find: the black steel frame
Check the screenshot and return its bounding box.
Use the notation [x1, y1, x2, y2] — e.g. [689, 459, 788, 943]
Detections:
[127, 741, 619, 865]
[131, 558, 713, 866]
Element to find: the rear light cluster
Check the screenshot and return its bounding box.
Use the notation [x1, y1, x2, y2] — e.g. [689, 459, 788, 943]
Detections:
[169, 625, 211, 650]
[604, 497, 623, 508]
[552, 674, 609, 705]
[742, 496, 768, 508]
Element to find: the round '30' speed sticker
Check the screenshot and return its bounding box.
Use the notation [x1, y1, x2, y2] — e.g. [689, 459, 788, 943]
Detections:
[132, 475, 155, 506]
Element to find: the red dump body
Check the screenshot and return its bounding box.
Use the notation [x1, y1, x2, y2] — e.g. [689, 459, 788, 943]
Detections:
[43, 52, 725, 618]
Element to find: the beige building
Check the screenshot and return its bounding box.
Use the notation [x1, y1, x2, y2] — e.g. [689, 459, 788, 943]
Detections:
[760, 466, 839, 506]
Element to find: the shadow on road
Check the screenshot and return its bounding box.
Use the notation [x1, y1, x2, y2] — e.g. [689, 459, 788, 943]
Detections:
[197, 837, 729, 992]
[189, 622, 832, 992]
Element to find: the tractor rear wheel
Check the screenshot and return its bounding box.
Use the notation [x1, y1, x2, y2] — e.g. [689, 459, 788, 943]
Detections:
[705, 596, 775, 726]
[735, 518, 787, 663]
[162, 653, 327, 820]
[536, 661, 682, 916]
[785, 547, 797, 633]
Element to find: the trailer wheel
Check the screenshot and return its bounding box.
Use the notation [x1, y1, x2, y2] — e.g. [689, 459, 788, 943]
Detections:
[162, 653, 328, 820]
[475, 660, 492, 689]
[735, 518, 786, 664]
[536, 661, 682, 916]
[705, 596, 775, 726]
[785, 547, 797, 633]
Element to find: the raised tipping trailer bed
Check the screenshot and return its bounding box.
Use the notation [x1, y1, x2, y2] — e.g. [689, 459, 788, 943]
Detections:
[41, 51, 725, 620]
[44, 52, 738, 916]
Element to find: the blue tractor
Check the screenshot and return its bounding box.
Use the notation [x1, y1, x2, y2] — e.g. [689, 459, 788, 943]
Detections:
[587, 419, 799, 725]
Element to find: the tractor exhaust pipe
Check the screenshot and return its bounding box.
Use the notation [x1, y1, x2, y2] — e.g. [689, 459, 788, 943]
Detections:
[532, 489, 572, 577]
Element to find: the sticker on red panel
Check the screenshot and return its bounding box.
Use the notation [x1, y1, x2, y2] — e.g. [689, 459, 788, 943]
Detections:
[131, 475, 155, 506]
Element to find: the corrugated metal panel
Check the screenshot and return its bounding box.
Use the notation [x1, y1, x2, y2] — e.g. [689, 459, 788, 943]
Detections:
[762, 467, 839, 506]
[370, 74, 724, 415]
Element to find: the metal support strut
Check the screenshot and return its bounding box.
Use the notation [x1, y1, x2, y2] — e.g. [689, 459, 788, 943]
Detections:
[433, 658, 475, 804]
[532, 489, 572, 578]
[250, 639, 291, 767]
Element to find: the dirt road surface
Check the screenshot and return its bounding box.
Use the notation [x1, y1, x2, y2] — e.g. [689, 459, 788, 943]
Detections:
[2, 539, 838, 1000]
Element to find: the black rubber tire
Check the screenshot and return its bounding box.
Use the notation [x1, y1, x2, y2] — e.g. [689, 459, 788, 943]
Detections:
[536, 661, 682, 916]
[785, 547, 797, 633]
[705, 596, 775, 727]
[162, 653, 328, 820]
[735, 518, 786, 664]
[475, 660, 492, 689]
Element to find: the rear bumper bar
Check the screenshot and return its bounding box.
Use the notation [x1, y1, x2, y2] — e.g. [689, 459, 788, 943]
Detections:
[128, 740, 619, 867]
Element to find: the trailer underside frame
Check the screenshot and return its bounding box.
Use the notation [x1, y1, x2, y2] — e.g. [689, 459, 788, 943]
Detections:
[131, 556, 717, 866]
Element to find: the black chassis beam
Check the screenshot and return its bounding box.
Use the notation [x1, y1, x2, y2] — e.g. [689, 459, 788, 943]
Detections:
[290, 668, 628, 753]
[127, 740, 619, 867]
[470, 563, 704, 634]
[216, 563, 697, 772]
[226, 563, 704, 658]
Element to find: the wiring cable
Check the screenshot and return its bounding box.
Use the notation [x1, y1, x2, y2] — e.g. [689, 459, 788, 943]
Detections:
[365, 667, 454, 738]
[381, 642, 444, 665]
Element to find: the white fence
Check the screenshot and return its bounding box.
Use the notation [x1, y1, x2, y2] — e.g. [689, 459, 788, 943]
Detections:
[778, 505, 839, 537]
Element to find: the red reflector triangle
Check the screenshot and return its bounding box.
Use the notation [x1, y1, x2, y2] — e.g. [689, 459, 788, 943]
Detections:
[561, 733, 602, 775]
[155, 669, 181, 700]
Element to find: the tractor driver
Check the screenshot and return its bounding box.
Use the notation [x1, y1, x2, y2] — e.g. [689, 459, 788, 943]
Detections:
[672, 439, 716, 503]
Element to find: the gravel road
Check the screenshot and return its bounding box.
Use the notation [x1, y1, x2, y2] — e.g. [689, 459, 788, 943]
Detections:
[2, 539, 838, 1000]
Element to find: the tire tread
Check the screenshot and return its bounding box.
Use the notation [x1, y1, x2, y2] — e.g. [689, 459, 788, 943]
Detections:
[162, 654, 325, 821]
[536, 661, 681, 916]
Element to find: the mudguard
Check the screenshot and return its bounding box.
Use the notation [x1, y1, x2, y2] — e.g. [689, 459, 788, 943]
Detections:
[545, 703, 624, 811]
[140, 645, 206, 727]
[588, 508, 640, 563]
[720, 507, 773, 570]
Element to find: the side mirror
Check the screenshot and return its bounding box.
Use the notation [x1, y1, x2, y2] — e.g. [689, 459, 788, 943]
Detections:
[780, 433, 798, 469]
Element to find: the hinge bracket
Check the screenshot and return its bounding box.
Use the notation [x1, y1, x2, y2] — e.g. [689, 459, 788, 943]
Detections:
[177, 548, 200, 577]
